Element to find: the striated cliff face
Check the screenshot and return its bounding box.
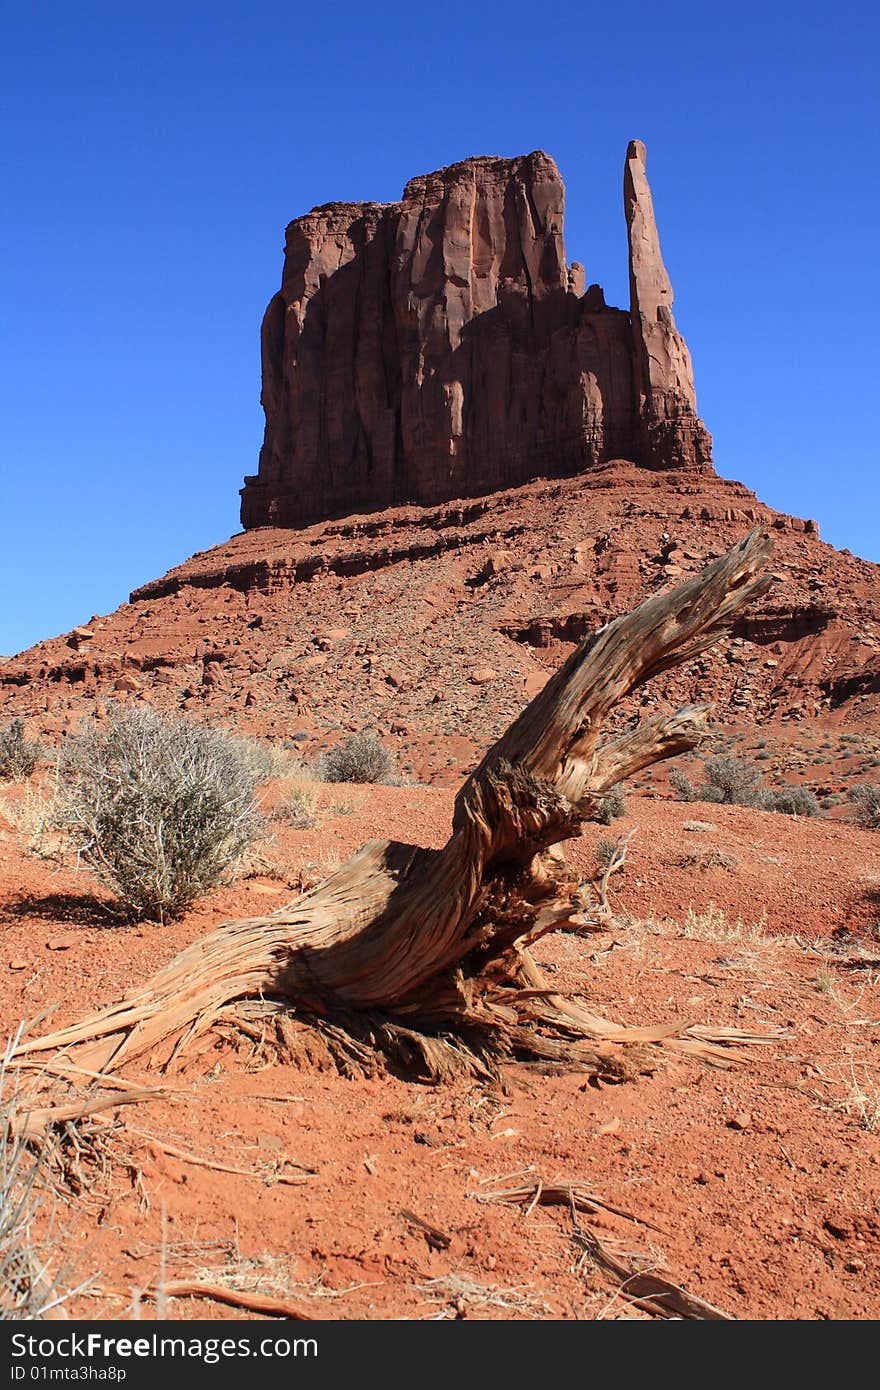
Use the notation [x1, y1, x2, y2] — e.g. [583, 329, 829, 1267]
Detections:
[240, 142, 712, 529]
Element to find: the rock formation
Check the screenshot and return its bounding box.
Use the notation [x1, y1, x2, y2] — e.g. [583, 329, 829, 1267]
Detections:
[624, 140, 712, 473]
[240, 142, 712, 529]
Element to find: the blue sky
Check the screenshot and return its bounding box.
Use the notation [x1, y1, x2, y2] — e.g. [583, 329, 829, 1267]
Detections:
[1, 1, 877, 655]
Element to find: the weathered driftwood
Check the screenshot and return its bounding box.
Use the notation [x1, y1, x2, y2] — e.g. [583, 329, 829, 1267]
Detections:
[12, 529, 777, 1087]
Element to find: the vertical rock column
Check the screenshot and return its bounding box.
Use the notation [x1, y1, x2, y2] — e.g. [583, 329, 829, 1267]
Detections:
[624, 139, 712, 471]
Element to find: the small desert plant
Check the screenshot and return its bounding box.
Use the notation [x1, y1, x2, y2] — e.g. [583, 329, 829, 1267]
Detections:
[596, 784, 626, 825]
[57, 707, 264, 921]
[228, 734, 294, 783]
[836, 1062, 880, 1133]
[273, 768, 320, 828]
[0, 775, 63, 858]
[680, 904, 766, 944]
[591, 830, 636, 913]
[0, 720, 41, 781]
[815, 966, 835, 995]
[595, 837, 621, 869]
[679, 847, 739, 872]
[761, 785, 821, 817]
[669, 753, 812, 813]
[668, 767, 697, 802]
[850, 783, 880, 829]
[318, 731, 397, 785]
[702, 753, 764, 807]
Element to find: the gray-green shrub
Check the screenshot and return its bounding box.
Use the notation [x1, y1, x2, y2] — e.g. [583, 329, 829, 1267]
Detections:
[668, 767, 697, 801]
[850, 783, 880, 829]
[58, 706, 263, 921]
[0, 720, 41, 781]
[595, 837, 620, 869]
[702, 754, 764, 807]
[596, 784, 626, 825]
[761, 786, 820, 817]
[669, 753, 822, 818]
[318, 732, 397, 785]
[228, 734, 293, 783]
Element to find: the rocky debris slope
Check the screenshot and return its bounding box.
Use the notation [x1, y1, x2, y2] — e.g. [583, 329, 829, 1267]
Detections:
[4, 465, 879, 784]
[240, 142, 711, 529]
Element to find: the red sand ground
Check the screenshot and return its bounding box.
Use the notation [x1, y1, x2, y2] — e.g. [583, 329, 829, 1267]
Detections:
[3, 780, 880, 1321]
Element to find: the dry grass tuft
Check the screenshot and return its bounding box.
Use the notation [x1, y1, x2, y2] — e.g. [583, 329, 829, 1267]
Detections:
[680, 904, 768, 944]
[272, 768, 321, 828]
[679, 848, 740, 873]
[834, 1062, 880, 1133]
[1, 1032, 83, 1320]
[412, 1273, 549, 1317]
[0, 773, 65, 860]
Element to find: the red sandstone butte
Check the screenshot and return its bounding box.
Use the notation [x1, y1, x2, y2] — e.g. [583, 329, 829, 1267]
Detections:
[240, 143, 712, 529]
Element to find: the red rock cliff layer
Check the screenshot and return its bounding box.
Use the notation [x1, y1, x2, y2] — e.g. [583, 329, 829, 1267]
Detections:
[240, 143, 712, 528]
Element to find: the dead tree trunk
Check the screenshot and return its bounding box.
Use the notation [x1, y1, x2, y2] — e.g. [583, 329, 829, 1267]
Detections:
[13, 530, 777, 1087]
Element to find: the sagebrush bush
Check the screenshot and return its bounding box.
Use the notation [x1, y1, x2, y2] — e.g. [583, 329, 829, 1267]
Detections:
[596, 784, 626, 825]
[58, 707, 264, 921]
[318, 732, 397, 785]
[850, 783, 880, 829]
[669, 753, 822, 818]
[761, 785, 820, 817]
[668, 767, 696, 801]
[0, 720, 41, 781]
[702, 754, 764, 807]
[595, 837, 621, 869]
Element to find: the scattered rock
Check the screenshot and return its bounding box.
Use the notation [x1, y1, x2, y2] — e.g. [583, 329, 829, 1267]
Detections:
[470, 667, 497, 685]
[484, 550, 513, 578]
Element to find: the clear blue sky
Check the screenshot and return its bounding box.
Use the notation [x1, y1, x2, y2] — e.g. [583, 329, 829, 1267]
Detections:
[2, 1, 877, 656]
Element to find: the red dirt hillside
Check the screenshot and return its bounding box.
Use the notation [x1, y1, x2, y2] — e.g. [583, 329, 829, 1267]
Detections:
[2, 464, 878, 788]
